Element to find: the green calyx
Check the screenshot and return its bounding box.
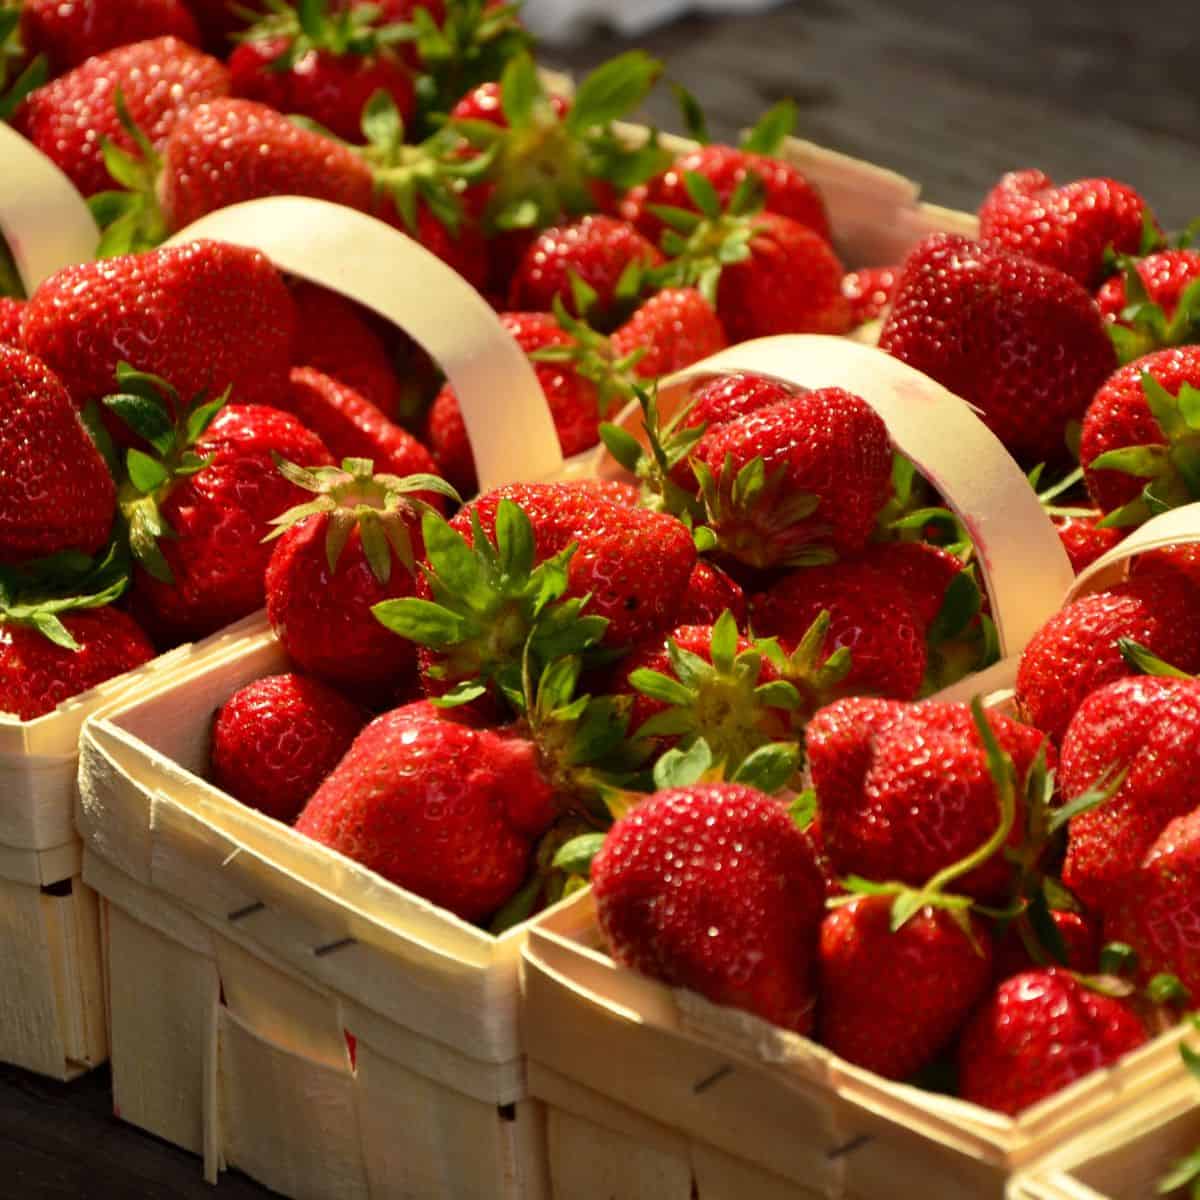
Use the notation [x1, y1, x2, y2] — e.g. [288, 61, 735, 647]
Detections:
[451, 50, 669, 235]
[650, 734, 802, 797]
[1091, 372, 1200, 527]
[691, 452, 834, 570]
[1119, 638, 1194, 679]
[264, 456, 459, 583]
[239, 0, 406, 61]
[1107, 255, 1200, 366]
[756, 609, 853, 717]
[87, 87, 169, 258]
[0, 4, 46, 125]
[371, 498, 608, 706]
[629, 609, 802, 779]
[102, 362, 230, 585]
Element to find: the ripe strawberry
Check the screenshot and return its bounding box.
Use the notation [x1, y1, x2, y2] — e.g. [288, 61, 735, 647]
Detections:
[681, 370, 800, 435]
[674, 559, 747, 627]
[691, 388, 892, 567]
[564, 478, 640, 508]
[0, 299, 23, 346]
[978, 170, 1152, 289]
[450, 78, 567, 127]
[751, 560, 928, 701]
[863, 540, 966, 627]
[289, 283, 403, 421]
[265, 459, 455, 701]
[1053, 515, 1126, 574]
[1131, 543, 1200, 593]
[592, 783, 826, 1034]
[1015, 574, 1200, 743]
[1097, 249, 1200, 353]
[819, 897, 994, 1079]
[294, 703, 557, 920]
[807, 698, 1050, 901]
[992, 909, 1100, 980]
[508, 215, 664, 330]
[958, 968, 1147, 1115]
[0, 345, 116, 563]
[210, 673, 367, 823]
[20, 0, 200, 74]
[842, 266, 899, 327]
[1080, 346, 1200, 522]
[276, 369, 440, 484]
[0, 608, 155, 721]
[14, 38, 229, 200]
[1059, 674, 1200, 913]
[189, 0, 260, 51]
[425, 312, 603, 495]
[878, 233, 1117, 462]
[608, 287, 727, 380]
[626, 142, 831, 248]
[22, 241, 296, 414]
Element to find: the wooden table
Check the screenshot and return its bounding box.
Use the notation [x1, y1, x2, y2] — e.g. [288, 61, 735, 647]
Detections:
[5, 2, 1196, 1196]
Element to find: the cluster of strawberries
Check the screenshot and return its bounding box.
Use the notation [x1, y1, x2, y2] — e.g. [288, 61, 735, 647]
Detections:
[5, 0, 1200, 1131]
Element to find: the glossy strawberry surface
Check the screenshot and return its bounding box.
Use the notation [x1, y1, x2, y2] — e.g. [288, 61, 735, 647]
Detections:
[20, 0, 200, 73]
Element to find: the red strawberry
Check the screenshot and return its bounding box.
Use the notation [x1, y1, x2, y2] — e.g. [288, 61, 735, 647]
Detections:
[1081, 346, 1200, 520]
[0, 345, 115, 563]
[188, 0, 260, 51]
[289, 283, 403, 421]
[373, 197, 491, 294]
[841, 266, 899, 327]
[1097, 249, 1200, 328]
[807, 698, 1050, 901]
[15, 38, 228, 201]
[681, 370, 800, 434]
[592, 783, 826, 1034]
[0, 608, 155, 721]
[426, 312, 604, 495]
[752, 560, 928, 701]
[878, 233, 1117, 462]
[692, 387, 892, 568]
[294, 703, 557, 920]
[675, 559, 746, 627]
[992, 909, 1100, 980]
[450, 78, 567, 127]
[22, 240, 296, 414]
[1015, 574, 1200, 743]
[211, 673, 367, 823]
[1131, 543, 1200, 593]
[508, 215, 664, 330]
[1059, 674, 1200, 913]
[564, 478, 640, 508]
[0, 299, 23, 346]
[863, 540, 965, 627]
[958, 969, 1147, 1115]
[978, 170, 1152, 289]
[20, 0, 200, 74]
[1053, 515, 1126, 574]
[161, 99, 374, 232]
[818, 897, 994, 1079]
[264, 460, 451, 700]
[626, 142, 831, 247]
[276, 368, 440, 484]
[608, 287, 727, 380]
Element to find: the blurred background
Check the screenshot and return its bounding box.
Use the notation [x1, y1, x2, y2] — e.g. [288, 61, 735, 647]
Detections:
[530, 0, 1199, 228]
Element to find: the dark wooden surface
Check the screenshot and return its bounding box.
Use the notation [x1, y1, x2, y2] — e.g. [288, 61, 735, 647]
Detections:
[5, 3, 1199, 1196]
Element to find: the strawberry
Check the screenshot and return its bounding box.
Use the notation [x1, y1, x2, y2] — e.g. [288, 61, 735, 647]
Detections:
[0, 607, 154, 721]
[289, 283, 403, 421]
[1053, 514, 1126, 574]
[20, 0, 200, 74]
[189, 0, 260, 51]
[264, 459, 455, 701]
[0, 298, 22, 345]
[807, 697, 1050, 902]
[978, 170, 1152, 289]
[878, 233, 1117, 462]
[425, 312, 604, 495]
[1059, 674, 1200, 913]
[1131, 543, 1200, 593]
[751, 560, 928, 701]
[958, 968, 1147, 1114]
[592, 783, 826, 1034]
[1080, 346, 1200, 523]
[103, 371, 334, 644]
[0, 345, 116, 563]
[1015, 575, 1200, 743]
[841, 266, 899, 327]
[14, 38, 229, 201]
[229, 0, 416, 144]
[819, 898, 994, 1079]
[276, 368, 440, 483]
[210, 672, 368, 823]
[607, 287, 727, 380]
[863, 540, 966, 628]
[564, 478, 640, 508]
[681, 370, 800, 435]
[992, 909, 1100, 980]
[508, 215, 664, 330]
[294, 702, 557, 920]
[22, 241, 296, 415]
[1096, 249, 1200, 363]
[690, 388, 892, 568]
[674, 559, 747, 628]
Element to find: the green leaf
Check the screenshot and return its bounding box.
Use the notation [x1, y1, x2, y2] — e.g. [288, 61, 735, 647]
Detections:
[499, 52, 540, 129]
[1119, 638, 1192, 679]
[1087, 443, 1171, 478]
[566, 50, 662, 134]
[371, 597, 466, 645]
[495, 498, 535, 582]
[1181, 1038, 1200, 1085]
[709, 609, 739, 675]
[551, 833, 607, 877]
[731, 743, 800, 794]
[599, 424, 644, 474]
[671, 83, 710, 143]
[652, 738, 713, 790]
[682, 170, 722, 221]
[362, 88, 404, 156]
[1157, 1148, 1200, 1195]
[30, 611, 80, 652]
[788, 789, 817, 831]
[628, 668, 694, 708]
[1147, 973, 1192, 1006]
[79, 402, 120, 479]
[740, 99, 797, 155]
[1099, 941, 1138, 976]
[488, 871, 542, 935]
[126, 449, 170, 494]
[538, 655, 582, 714]
[421, 511, 486, 603]
[928, 570, 983, 644]
[889, 890, 926, 933]
[753, 680, 801, 710]
[1143, 371, 1187, 438]
[103, 392, 175, 456]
